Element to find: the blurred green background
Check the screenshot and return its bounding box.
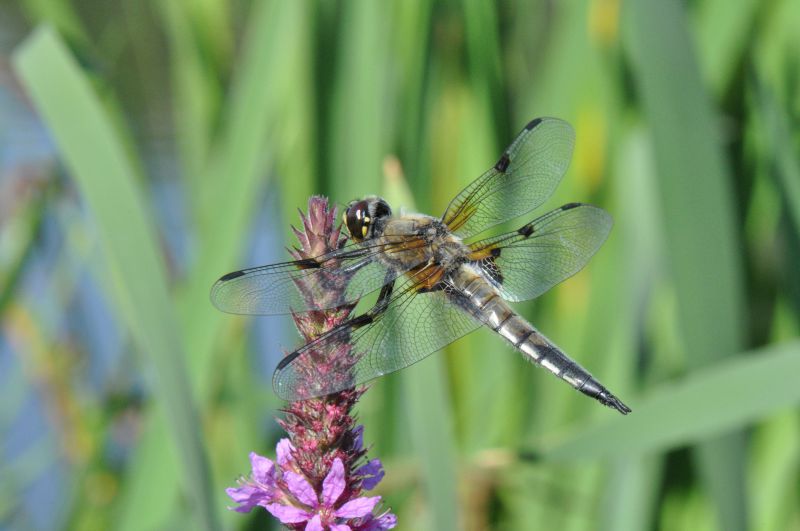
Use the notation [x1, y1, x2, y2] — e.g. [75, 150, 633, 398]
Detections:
[1, 0, 799, 530]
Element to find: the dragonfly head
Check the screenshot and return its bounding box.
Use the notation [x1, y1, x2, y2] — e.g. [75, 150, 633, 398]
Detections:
[343, 196, 392, 242]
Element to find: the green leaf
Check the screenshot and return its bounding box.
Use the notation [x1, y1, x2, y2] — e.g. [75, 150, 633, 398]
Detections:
[623, 1, 748, 529]
[12, 26, 218, 531]
[754, 81, 800, 236]
[116, 2, 309, 527]
[541, 340, 800, 460]
[693, 0, 761, 94]
[383, 160, 460, 531]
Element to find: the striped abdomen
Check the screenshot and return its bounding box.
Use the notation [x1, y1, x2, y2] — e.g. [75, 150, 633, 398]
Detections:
[449, 266, 631, 414]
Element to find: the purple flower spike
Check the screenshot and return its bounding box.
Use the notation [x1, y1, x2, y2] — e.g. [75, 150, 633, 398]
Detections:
[230, 449, 394, 529]
[226, 198, 396, 530]
[276, 438, 295, 466]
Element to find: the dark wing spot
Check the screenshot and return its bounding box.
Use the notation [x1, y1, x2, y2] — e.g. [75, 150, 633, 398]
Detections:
[481, 257, 504, 285]
[494, 153, 511, 172]
[561, 202, 582, 211]
[517, 224, 534, 237]
[525, 118, 543, 131]
[350, 314, 374, 328]
[219, 270, 245, 281]
[295, 258, 322, 269]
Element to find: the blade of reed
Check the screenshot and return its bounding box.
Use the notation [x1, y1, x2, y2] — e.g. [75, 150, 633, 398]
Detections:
[693, 0, 761, 94]
[324, 0, 389, 453]
[154, 0, 220, 186]
[750, 411, 800, 531]
[324, 2, 457, 528]
[754, 81, 800, 236]
[326, 0, 390, 203]
[12, 26, 218, 531]
[750, 300, 800, 531]
[597, 125, 665, 531]
[602, 456, 663, 531]
[382, 157, 460, 531]
[19, 0, 88, 47]
[623, 1, 748, 529]
[117, 2, 308, 528]
[541, 339, 800, 460]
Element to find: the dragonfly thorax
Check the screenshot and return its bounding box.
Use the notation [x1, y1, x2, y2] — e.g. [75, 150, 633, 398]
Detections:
[429, 229, 470, 271]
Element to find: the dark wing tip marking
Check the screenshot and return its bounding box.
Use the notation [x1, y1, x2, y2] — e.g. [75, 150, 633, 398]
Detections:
[295, 258, 322, 269]
[517, 224, 534, 237]
[494, 153, 511, 172]
[276, 350, 301, 371]
[351, 314, 374, 327]
[219, 270, 246, 282]
[561, 202, 583, 211]
[524, 117, 543, 131]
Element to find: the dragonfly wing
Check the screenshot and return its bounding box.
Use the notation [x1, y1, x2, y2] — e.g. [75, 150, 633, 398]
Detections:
[210, 236, 427, 315]
[467, 203, 612, 302]
[442, 117, 575, 240]
[272, 265, 482, 400]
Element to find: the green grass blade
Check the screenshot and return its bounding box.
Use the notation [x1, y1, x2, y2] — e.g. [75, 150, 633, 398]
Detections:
[326, 0, 390, 202]
[383, 167, 460, 531]
[754, 81, 800, 236]
[401, 361, 460, 531]
[541, 340, 800, 460]
[154, 0, 219, 186]
[20, 0, 88, 47]
[601, 457, 663, 531]
[623, 1, 748, 529]
[115, 2, 309, 527]
[693, 0, 760, 94]
[750, 412, 800, 531]
[11, 26, 218, 531]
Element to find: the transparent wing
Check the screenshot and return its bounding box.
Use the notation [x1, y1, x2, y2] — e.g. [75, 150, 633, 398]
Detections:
[441, 117, 575, 240]
[467, 203, 612, 302]
[210, 235, 428, 315]
[272, 267, 482, 400]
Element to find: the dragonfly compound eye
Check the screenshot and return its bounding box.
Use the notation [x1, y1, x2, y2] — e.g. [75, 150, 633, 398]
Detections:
[345, 199, 370, 241]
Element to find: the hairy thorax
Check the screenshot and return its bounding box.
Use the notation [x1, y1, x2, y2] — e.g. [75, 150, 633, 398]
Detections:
[377, 214, 470, 274]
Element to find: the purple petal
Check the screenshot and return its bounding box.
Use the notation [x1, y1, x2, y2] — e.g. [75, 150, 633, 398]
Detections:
[352, 425, 364, 452]
[322, 458, 346, 506]
[276, 438, 295, 466]
[334, 496, 380, 519]
[225, 485, 265, 513]
[264, 503, 312, 524]
[330, 525, 352, 531]
[355, 459, 384, 491]
[285, 471, 318, 507]
[376, 513, 398, 530]
[361, 512, 398, 531]
[305, 515, 324, 531]
[248, 452, 276, 485]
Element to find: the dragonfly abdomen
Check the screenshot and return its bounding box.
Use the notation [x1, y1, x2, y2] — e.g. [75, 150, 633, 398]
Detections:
[451, 267, 631, 414]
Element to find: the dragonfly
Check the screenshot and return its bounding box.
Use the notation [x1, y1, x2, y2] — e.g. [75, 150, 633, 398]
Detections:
[211, 117, 631, 414]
